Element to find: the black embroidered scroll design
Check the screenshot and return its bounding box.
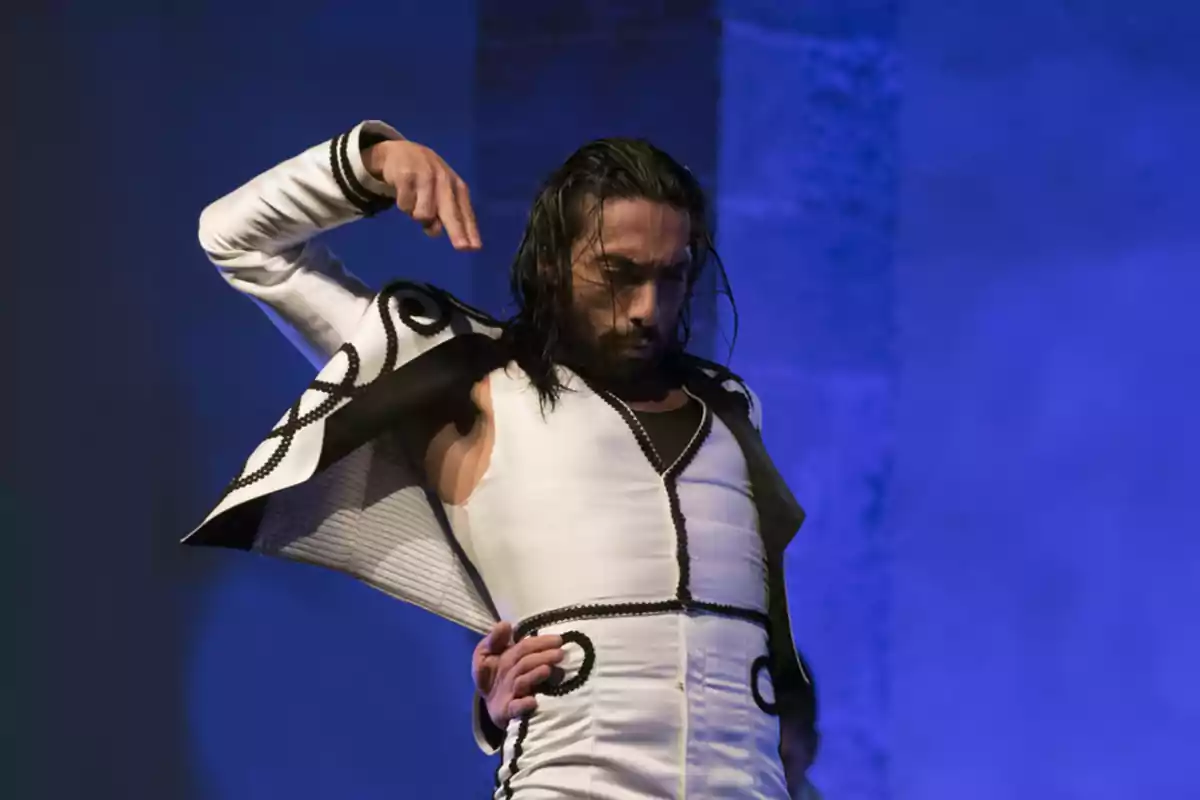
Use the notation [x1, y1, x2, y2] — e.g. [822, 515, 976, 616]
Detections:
[218, 343, 362, 501]
[751, 655, 779, 716]
[536, 631, 595, 698]
[217, 282, 497, 501]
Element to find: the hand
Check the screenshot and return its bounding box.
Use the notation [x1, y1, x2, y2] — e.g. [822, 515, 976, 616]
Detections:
[363, 139, 482, 251]
[780, 714, 816, 798]
[472, 621, 564, 729]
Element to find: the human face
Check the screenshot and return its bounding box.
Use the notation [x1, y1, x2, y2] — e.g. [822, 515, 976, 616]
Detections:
[567, 197, 692, 379]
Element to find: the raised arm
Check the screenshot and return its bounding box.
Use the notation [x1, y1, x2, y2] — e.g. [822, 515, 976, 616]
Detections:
[198, 120, 480, 367]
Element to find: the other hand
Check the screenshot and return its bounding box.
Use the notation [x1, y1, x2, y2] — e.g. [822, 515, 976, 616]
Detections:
[472, 621, 564, 729]
[363, 139, 482, 250]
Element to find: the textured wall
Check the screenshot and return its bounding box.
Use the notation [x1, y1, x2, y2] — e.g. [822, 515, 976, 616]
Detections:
[472, 0, 722, 352]
[7, 2, 1198, 798]
[894, 1, 1200, 798]
[718, 3, 899, 798]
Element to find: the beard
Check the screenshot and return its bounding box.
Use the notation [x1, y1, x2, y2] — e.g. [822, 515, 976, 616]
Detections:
[556, 311, 681, 400]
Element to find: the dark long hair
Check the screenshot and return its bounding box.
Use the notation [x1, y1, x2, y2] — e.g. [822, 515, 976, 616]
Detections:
[499, 138, 737, 408]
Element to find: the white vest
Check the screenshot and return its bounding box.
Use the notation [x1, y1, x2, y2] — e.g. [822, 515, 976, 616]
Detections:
[458, 363, 768, 627]
[453, 365, 790, 798]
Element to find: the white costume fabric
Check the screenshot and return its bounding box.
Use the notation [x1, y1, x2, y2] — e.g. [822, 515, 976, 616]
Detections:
[462, 367, 786, 797]
[183, 121, 809, 799]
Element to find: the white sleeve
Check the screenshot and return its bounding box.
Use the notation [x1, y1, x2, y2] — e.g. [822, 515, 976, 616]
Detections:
[196, 120, 404, 367]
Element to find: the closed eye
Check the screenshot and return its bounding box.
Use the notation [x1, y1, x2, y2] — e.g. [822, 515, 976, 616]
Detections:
[600, 256, 691, 285]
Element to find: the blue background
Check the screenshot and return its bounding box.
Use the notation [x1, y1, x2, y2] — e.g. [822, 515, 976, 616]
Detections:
[3, 1, 1197, 798]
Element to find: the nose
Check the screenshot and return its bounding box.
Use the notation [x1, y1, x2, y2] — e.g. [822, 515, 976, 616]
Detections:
[627, 282, 658, 327]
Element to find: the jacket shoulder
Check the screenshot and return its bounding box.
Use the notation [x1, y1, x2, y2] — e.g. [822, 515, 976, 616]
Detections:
[682, 355, 763, 431]
[376, 280, 504, 339]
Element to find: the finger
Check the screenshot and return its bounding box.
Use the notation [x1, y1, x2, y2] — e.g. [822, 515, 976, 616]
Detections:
[498, 634, 563, 672]
[423, 220, 444, 238]
[451, 174, 482, 249]
[473, 622, 514, 690]
[478, 621, 514, 657]
[473, 653, 500, 693]
[472, 662, 496, 695]
[507, 696, 538, 719]
[435, 169, 470, 249]
[512, 664, 554, 698]
[511, 647, 565, 682]
[411, 168, 437, 226]
[507, 653, 564, 697]
[393, 173, 417, 216]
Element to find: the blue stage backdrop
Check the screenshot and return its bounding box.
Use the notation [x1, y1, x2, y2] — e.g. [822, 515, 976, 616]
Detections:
[3, 1, 1197, 799]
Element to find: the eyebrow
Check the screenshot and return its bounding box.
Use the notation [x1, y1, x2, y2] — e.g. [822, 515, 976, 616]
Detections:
[598, 254, 691, 272]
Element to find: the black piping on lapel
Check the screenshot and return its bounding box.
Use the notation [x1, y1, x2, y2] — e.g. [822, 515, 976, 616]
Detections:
[184, 332, 509, 551]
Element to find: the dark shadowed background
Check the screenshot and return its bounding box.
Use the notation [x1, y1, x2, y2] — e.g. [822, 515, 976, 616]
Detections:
[2, 1, 1197, 798]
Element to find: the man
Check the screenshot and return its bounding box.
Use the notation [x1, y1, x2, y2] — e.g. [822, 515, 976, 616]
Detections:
[184, 119, 816, 798]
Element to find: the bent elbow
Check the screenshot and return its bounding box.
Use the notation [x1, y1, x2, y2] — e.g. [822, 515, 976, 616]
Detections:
[196, 197, 240, 261]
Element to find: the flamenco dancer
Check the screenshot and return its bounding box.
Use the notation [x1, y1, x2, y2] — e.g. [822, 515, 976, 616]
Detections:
[185, 118, 821, 798]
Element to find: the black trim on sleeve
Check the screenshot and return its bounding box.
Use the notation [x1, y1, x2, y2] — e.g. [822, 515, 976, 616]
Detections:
[330, 129, 392, 216]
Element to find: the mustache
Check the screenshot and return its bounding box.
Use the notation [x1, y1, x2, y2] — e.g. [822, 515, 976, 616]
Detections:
[601, 328, 660, 348]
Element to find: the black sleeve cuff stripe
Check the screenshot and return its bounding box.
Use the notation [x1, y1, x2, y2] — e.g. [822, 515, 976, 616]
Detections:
[329, 132, 368, 211]
[330, 130, 392, 217]
[337, 131, 392, 213]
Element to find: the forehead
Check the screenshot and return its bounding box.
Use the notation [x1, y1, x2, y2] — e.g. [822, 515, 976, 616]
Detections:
[583, 197, 691, 264]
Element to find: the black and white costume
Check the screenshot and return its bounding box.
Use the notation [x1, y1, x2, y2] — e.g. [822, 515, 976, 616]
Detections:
[184, 121, 810, 799]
